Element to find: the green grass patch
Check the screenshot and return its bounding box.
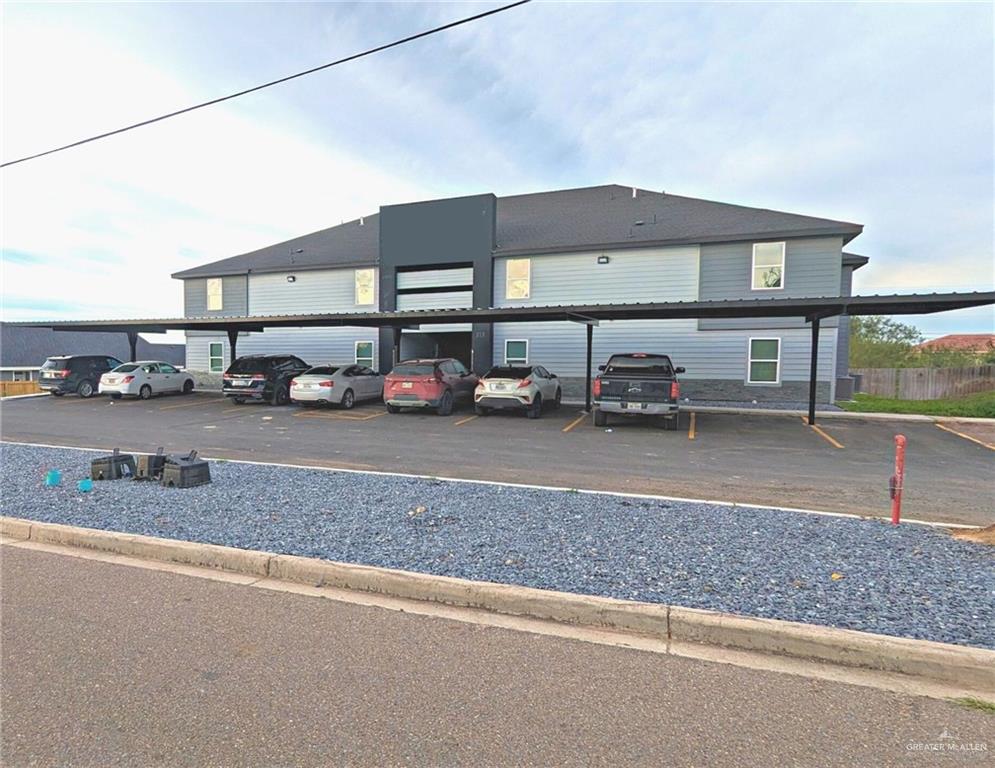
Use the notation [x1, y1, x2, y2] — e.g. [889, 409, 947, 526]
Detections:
[837, 391, 995, 418]
[950, 697, 995, 714]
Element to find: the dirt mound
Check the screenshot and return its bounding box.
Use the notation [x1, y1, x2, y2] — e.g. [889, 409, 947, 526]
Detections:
[952, 524, 995, 546]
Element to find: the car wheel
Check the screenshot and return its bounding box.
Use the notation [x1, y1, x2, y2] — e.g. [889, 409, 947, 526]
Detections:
[553, 388, 562, 410]
[139, 384, 153, 400]
[593, 408, 607, 427]
[341, 388, 355, 410]
[76, 380, 95, 398]
[386, 403, 401, 414]
[437, 389, 454, 416]
[271, 385, 289, 406]
[50, 391, 64, 397]
[182, 379, 194, 395]
[474, 404, 490, 416]
[233, 397, 245, 405]
[526, 394, 542, 419]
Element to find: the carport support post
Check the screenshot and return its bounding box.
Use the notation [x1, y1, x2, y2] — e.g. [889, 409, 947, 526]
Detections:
[392, 326, 401, 367]
[585, 322, 593, 413]
[227, 328, 238, 363]
[808, 317, 820, 425]
[126, 332, 138, 363]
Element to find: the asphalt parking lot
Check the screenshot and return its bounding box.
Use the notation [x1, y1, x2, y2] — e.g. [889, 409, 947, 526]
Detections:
[1, 392, 992, 526]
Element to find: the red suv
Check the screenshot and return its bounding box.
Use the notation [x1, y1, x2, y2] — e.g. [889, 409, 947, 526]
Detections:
[384, 358, 478, 415]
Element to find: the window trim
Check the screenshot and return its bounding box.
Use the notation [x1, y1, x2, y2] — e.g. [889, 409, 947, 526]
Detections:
[505, 258, 531, 300]
[751, 242, 786, 291]
[206, 277, 224, 310]
[208, 342, 224, 373]
[504, 339, 529, 366]
[746, 337, 781, 385]
[354, 268, 376, 306]
[354, 340, 375, 368]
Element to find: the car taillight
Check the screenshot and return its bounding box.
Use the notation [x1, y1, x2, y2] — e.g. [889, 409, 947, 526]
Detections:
[592, 378, 602, 397]
[52, 369, 70, 378]
[318, 381, 333, 387]
[252, 374, 266, 380]
[122, 375, 135, 383]
[517, 379, 532, 388]
[671, 381, 680, 399]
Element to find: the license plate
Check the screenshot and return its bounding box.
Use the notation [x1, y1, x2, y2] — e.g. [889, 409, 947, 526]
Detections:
[494, 383, 508, 391]
[299, 383, 313, 389]
[625, 402, 644, 410]
[233, 380, 250, 387]
[106, 378, 117, 384]
[401, 382, 413, 389]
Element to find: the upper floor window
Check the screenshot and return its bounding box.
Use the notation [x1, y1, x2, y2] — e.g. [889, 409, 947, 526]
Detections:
[505, 258, 531, 300]
[355, 269, 375, 306]
[752, 242, 785, 290]
[206, 278, 223, 310]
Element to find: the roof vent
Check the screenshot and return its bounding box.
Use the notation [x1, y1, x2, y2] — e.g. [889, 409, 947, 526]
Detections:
[359, 216, 365, 226]
[632, 187, 637, 198]
[634, 220, 645, 226]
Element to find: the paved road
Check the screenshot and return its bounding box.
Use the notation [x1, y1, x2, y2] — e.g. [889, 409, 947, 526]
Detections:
[2, 546, 991, 767]
[2, 393, 993, 525]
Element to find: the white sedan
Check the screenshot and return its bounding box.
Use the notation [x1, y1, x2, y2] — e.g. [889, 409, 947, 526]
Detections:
[99, 361, 194, 400]
[290, 364, 384, 409]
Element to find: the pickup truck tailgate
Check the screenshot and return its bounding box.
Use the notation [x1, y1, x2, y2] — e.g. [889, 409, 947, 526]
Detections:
[599, 378, 672, 402]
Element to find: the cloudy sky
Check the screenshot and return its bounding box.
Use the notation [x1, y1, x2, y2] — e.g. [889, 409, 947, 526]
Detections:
[2, 1, 992, 337]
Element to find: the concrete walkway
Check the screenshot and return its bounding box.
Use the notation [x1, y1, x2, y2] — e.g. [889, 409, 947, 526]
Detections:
[2, 546, 991, 767]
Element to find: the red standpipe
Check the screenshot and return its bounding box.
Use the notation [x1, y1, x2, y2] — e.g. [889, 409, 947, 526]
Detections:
[890, 434, 907, 525]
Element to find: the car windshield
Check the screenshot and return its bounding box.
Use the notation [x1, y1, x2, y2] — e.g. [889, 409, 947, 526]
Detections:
[112, 364, 139, 373]
[41, 358, 69, 370]
[485, 366, 532, 379]
[604, 355, 673, 375]
[228, 358, 270, 374]
[392, 363, 435, 376]
[304, 366, 339, 376]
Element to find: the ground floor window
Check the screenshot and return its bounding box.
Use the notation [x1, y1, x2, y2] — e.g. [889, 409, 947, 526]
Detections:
[12, 370, 34, 381]
[747, 338, 781, 384]
[209, 342, 224, 373]
[505, 339, 528, 366]
[355, 340, 375, 369]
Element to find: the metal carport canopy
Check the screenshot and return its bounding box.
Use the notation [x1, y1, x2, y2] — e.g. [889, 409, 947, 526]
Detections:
[16, 291, 995, 424]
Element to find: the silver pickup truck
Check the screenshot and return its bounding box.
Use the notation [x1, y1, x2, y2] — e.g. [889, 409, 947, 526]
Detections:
[591, 353, 685, 429]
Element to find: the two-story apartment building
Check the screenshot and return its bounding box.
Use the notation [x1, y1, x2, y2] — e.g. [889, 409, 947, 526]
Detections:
[172, 185, 868, 402]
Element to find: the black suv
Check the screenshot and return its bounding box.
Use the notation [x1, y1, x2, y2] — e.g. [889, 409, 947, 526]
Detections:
[222, 354, 309, 405]
[39, 355, 124, 398]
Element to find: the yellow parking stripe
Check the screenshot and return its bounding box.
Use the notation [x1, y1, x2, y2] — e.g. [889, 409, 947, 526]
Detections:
[562, 414, 586, 433]
[935, 422, 995, 451]
[453, 415, 478, 427]
[688, 411, 696, 440]
[801, 417, 844, 449]
[158, 398, 225, 411]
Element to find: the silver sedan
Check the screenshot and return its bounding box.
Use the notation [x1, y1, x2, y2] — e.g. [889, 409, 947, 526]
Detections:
[98, 361, 194, 400]
[290, 364, 384, 409]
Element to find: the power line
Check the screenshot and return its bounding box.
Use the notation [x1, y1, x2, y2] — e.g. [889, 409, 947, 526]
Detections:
[1, 0, 531, 169]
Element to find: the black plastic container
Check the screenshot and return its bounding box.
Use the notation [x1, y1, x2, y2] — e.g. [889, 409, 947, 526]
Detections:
[161, 450, 211, 488]
[91, 448, 136, 480]
[135, 447, 167, 481]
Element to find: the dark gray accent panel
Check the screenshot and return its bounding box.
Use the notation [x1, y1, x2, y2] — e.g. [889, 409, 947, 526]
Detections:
[183, 276, 248, 318]
[698, 237, 843, 331]
[378, 194, 496, 374]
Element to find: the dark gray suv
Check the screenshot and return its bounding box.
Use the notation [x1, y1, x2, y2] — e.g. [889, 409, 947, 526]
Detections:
[39, 355, 123, 398]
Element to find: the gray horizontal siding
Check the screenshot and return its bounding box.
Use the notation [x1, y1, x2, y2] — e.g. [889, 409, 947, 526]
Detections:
[493, 245, 699, 307]
[492, 320, 836, 382]
[186, 329, 379, 372]
[249, 268, 377, 315]
[698, 237, 843, 330]
[397, 267, 474, 290]
[183, 276, 248, 317]
[396, 291, 474, 311]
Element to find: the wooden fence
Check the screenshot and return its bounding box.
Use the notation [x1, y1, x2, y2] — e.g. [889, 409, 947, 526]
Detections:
[0, 381, 41, 398]
[852, 366, 995, 400]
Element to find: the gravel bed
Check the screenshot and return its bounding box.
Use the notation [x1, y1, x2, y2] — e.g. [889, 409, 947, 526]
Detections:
[2, 442, 992, 649]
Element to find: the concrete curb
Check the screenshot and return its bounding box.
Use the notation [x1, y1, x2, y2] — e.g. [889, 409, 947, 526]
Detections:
[3, 516, 992, 694]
